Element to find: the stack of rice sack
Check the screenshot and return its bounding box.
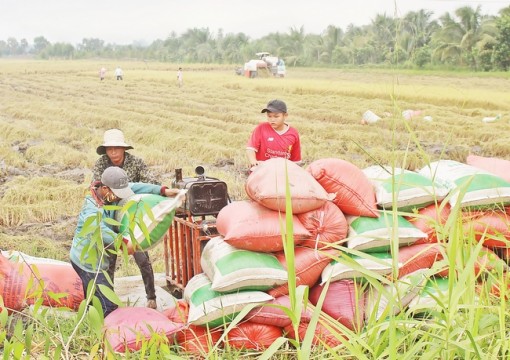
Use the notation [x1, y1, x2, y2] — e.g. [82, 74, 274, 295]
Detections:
[311, 160, 447, 326]
[182, 158, 347, 350]
[103, 157, 510, 354]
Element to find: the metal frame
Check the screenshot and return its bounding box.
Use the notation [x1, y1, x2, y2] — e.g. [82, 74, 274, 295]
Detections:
[163, 210, 218, 297]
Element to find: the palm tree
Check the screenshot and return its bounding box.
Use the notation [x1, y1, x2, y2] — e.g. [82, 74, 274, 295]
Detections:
[431, 6, 497, 69]
[400, 10, 438, 61]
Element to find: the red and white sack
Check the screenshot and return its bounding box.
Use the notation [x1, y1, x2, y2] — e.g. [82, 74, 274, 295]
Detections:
[268, 246, 339, 297]
[297, 201, 348, 249]
[246, 157, 333, 214]
[216, 200, 312, 252]
[306, 158, 379, 217]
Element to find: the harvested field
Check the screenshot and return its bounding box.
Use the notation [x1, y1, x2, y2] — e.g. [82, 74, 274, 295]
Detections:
[1, 59, 509, 274]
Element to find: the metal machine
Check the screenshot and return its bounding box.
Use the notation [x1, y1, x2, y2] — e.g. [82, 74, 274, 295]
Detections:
[163, 166, 229, 297]
[242, 52, 286, 78]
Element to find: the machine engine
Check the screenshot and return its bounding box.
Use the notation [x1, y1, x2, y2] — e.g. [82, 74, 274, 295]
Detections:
[172, 166, 229, 216]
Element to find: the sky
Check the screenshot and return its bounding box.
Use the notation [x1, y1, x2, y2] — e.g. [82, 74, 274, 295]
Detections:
[1, 0, 508, 45]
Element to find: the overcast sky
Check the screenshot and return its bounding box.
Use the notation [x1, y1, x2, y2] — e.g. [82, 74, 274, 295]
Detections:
[1, 0, 507, 45]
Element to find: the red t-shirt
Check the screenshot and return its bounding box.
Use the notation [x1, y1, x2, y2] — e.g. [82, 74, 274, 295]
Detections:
[247, 123, 301, 162]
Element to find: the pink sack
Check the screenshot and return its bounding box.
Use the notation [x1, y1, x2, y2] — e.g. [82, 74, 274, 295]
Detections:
[226, 321, 282, 351]
[0, 254, 84, 312]
[462, 210, 510, 248]
[216, 200, 311, 252]
[103, 307, 185, 353]
[175, 325, 223, 356]
[284, 320, 345, 347]
[397, 243, 444, 279]
[467, 154, 510, 182]
[246, 157, 332, 214]
[245, 294, 312, 328]
[269, 247, 338, 297]
[405, 202, 450, 243]
[309, 279, 365, 332]
[297, 201, 348, 249]
[306, 158, 379, 217]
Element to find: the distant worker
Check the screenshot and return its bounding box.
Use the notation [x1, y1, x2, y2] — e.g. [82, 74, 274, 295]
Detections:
[177, 67, 183, 87]
[115, 66, 123, 80]
[99, 67, 106, 81]
[92, 129, 171, 310]
[246, 99, 301, 170]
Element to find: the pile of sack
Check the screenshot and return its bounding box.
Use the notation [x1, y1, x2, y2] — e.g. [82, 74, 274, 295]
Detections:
[104, 155, 510, 354]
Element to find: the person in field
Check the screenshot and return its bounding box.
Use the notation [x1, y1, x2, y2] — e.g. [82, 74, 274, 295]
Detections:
[177, 67, 183, 87]
[92, 129, 171, 310]
[246, 99, 301, 170]
[70, 167, 178, 317]
[115, 66, 123, 80]
[99, 67, 106, 81]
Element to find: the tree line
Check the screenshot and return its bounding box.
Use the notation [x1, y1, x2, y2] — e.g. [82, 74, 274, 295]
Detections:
[1, 5, 509, 71]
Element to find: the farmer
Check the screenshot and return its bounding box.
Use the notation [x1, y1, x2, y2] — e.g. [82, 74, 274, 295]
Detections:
[70, 166, 179, 317]
[177, 67, 183, 87]
[246, 99, 301, 170]
[99, 67, 106, 81]
[92, 128, 162, 310]
[115, 66, 123, 80]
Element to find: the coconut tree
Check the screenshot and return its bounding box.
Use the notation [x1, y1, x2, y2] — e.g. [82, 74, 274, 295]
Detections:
[321, 25, 344, 64]
[399, 10, 439, 64]
[492, 6, 510, 70]
[431, 6, 497, 69]
[370, 13, 398, 63]
[282, 26, 306, 66]
[180, 27, 215, 62]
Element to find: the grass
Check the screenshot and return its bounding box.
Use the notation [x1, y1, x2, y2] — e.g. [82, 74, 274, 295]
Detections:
[0, 59, 510, 358]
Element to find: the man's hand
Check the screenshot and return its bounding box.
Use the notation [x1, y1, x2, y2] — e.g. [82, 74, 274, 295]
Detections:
[122, 237, 136, 255]
[164, 188, 181, 197]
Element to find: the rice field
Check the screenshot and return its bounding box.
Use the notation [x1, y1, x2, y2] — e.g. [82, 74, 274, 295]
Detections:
[1, 59, 510, 358]
[1, 59, 509, 264]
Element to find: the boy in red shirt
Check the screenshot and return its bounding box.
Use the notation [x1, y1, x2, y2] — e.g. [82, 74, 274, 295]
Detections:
[246, 99, 301, 170]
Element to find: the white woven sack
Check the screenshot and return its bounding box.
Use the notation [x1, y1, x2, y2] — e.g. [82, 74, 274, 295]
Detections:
[363, 165, 449, 210]
[321, 252, 397, 284]
[418, 160, 510, 209]
[200, 236, 288, 293]
[346, 213, 428, 252]
[184, 273, 273, 327]
[364, 269, 428, 321]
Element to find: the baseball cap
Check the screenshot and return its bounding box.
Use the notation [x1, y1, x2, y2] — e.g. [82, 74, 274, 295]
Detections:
[101, 167, 134, 199]
[261, 99, 287, 113]
[96, 129, 134, 155]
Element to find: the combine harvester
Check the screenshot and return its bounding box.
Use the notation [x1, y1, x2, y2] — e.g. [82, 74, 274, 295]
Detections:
[241, 52, 286, 78]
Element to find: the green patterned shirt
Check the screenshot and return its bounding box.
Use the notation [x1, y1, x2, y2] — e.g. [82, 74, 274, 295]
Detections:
[92, 152, 160, 185]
